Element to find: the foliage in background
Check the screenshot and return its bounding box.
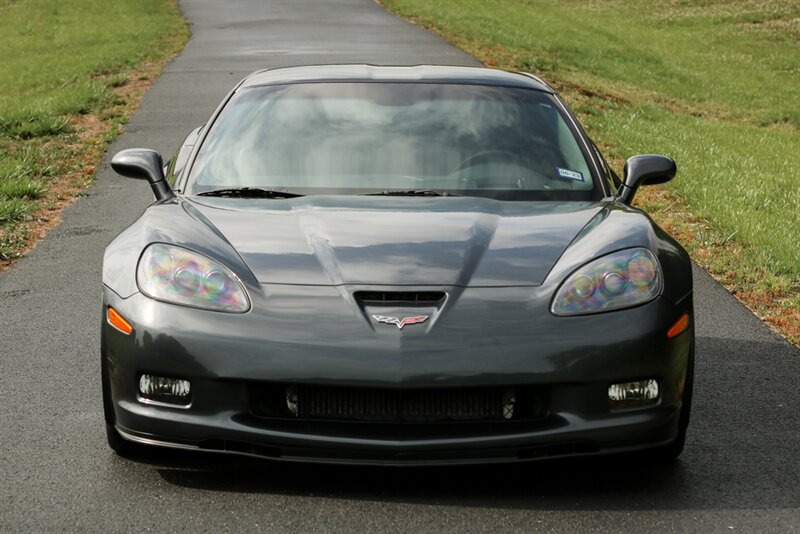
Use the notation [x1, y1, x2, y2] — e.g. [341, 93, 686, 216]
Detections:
[383, 0, 800, 344]
[0, 0, 187, 260]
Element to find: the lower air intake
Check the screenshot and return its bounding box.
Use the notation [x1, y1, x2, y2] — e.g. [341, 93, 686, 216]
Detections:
[297, 385, 514, 422]
[250, 384, 533, 423]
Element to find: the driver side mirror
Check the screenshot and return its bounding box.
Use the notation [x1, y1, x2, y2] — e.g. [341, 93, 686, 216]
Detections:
[111, 148, 174, 201]
[617, 154, 676, 205]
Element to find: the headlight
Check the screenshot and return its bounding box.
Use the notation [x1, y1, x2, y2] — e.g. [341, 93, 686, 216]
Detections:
[551, 248, 662, 316]
[137, 244, 250, 312]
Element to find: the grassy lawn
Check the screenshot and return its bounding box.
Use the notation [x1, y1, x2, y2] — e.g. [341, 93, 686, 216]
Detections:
[0, 0, 187, 261]
[383, 0, 800, 344]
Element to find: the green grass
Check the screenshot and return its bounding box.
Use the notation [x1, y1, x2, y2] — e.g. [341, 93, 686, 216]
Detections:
[0, 0, 185, 138]
[0, 0, 187, 260]
[383, 0, 800, 296]
[0, 198, 29, 224]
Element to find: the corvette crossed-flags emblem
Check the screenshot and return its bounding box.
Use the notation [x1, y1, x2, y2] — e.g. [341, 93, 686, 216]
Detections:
[371, 315, 429, 330]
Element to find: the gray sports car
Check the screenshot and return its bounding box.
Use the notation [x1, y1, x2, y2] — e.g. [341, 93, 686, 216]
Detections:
[102, 65, 694, 465]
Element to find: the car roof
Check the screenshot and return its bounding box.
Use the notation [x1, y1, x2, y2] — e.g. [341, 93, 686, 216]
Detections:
[237, 64, 554, 93]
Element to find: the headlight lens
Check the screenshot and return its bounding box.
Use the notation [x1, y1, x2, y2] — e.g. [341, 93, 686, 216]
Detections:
[551, 248, 662, 316]
[137, 244, 250, 312]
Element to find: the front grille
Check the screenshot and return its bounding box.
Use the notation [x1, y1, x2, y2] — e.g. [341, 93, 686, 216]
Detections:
[250, 384, 540, 423]
[354, 291, 446, 306]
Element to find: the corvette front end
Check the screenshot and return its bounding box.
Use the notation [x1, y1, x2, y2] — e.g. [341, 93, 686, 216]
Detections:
[102, 65, 694, 465]
[103, 277, 692, 464]
[102, 197, 693, 465]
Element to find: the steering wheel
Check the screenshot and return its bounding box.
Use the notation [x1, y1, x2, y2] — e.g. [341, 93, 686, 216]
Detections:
[450, 149, 529, 174]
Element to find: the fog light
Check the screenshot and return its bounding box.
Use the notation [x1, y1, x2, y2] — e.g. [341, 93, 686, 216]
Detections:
[608, 379, 659, 409]
[139, 374, 191, 405]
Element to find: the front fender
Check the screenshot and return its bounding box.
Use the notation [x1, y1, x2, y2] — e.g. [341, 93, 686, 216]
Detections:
[544, 202, 692, 306]
[102, 198, 259, 298]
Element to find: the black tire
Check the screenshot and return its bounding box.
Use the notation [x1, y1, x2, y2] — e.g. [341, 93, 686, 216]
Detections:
[106, 422, 130, 454]
[649, 343, 694, 462]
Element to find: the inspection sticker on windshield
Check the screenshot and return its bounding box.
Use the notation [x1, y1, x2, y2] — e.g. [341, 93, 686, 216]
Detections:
[556, 167, 584, 182]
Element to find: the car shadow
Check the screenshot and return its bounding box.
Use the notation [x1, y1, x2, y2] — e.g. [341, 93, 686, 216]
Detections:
[122, 335, 800, 512]
[139, 450, 691, 511]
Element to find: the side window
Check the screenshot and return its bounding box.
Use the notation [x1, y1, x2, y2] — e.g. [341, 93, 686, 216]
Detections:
[555, 116, 592, 189]
[592, 142, 621, 193]
[169, 145, 194, 186]
[167, 125, 203, 187]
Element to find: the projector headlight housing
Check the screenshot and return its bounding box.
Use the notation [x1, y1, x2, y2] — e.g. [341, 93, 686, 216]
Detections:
[137, 243, 250, 313]
[551, 248, 662, 316]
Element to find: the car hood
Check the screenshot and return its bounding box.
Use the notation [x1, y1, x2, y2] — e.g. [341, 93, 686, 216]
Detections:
[187, 196, 604, 287]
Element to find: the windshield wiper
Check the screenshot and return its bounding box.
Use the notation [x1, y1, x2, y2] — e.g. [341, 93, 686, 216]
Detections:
[361, 189, 458, 197]
[197, 187, 304, 199]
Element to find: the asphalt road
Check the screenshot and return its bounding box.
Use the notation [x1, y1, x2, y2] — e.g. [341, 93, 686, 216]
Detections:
[1, 1, 799, 531]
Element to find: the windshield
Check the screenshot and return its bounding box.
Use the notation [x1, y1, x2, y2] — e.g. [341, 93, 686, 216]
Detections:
[187, 83, 599, 200]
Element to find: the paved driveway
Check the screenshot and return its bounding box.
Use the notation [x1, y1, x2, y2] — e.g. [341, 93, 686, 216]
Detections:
[1, 1, 798, 531]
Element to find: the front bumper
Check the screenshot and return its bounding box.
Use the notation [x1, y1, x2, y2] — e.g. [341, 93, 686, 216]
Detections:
[102, 284, 693, 465]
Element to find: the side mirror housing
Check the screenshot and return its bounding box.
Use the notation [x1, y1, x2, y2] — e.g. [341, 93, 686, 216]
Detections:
[111, 149, 174, 201]
[617, 154, 676, 205]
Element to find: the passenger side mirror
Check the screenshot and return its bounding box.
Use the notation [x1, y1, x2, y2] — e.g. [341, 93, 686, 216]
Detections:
[617, 154, 676, 205]
[111, 149, 174, 201]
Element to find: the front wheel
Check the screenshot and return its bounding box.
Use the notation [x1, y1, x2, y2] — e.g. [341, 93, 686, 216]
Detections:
[106, 422, 130, 454]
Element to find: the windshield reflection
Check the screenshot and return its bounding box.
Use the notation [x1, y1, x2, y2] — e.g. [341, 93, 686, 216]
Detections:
[189, 83, 597, 201]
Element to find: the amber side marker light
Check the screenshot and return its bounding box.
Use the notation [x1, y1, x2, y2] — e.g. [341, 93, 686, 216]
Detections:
[107, 306, 133, 335]
[667, 313, 690, 339]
